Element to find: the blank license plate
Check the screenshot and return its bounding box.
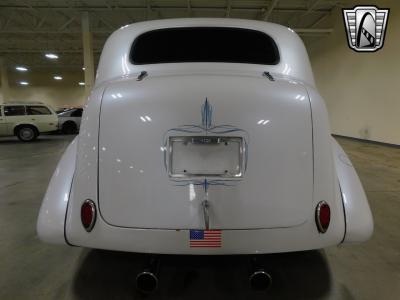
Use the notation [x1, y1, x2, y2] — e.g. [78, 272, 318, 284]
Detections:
[169, 136, 243, 178]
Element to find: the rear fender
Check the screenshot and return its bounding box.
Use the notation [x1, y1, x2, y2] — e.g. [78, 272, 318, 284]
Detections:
[36, 136, 78, 244]
[332, 137, 374, 243]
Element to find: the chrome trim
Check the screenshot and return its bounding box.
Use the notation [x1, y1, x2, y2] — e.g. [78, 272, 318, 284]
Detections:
[81, 199, 96, 232]
[136, 271, 159, 293]
[262, 71, 275, 81]
[167, 136, 244, 178]
[202, 200, 210, 230]
[136, 70, 148, 81]
[315, 200, 330, 233]
[249, 270, 272, 290]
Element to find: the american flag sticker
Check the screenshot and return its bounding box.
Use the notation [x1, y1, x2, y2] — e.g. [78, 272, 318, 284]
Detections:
[189, 230, 222, 248]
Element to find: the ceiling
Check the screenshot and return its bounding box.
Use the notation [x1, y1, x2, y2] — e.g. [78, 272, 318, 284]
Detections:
[0, 0, 340, 72]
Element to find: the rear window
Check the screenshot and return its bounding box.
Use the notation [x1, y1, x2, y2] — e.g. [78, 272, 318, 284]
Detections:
[131, 27, 280, 65]
[4, 106, 25, 116]
[27, 106, 52, 115]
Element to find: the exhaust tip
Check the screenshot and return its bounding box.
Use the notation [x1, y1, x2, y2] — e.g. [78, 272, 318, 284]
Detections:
[249, 270, 272, 291]
[136, 271, 158, 293]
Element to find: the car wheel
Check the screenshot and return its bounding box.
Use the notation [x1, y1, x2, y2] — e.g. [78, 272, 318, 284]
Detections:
[62, 122, 78, 134]
[17, 126, 38, 142]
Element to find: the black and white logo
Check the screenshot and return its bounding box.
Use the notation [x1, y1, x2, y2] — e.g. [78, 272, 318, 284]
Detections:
[343, 6, 389, 52]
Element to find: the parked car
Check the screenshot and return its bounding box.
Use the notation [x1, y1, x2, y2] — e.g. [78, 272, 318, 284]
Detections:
[0, 103, 58, 142]
[37, 19, 373, 291]
[57, 108, 83, 134]
[56, 108, 70, 114]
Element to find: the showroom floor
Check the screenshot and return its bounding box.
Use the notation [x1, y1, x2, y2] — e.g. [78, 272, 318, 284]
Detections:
[0, 135, 399, 300]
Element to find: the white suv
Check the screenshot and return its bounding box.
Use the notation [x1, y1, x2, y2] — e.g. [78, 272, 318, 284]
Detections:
[0, 103, 58, 142]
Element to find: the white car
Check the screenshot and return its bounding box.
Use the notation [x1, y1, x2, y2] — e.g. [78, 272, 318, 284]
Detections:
[57, 108, 83, 134]
[37, 19, 373, 291]
[0, 103, 58, 142]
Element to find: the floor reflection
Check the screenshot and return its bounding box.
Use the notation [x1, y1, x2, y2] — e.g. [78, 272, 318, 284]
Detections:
[72, 249, 332, 300]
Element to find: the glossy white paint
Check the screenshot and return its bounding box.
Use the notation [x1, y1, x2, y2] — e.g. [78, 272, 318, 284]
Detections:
[306, 85, 346, 242]
[332, 138, 374, 243]
[37, 136, 77, 244]
[64, 214, 347, 255]
[38, 19, 373, 254]
[98, 74, 313, 230]
[96, 18, 315, 88]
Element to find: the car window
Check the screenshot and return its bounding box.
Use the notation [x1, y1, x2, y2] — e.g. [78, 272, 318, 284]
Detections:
[4, 106, 26, 116]
[71, 109, 83, 117]
[131, 27, 280, 65]
[27, 106, 52, 115]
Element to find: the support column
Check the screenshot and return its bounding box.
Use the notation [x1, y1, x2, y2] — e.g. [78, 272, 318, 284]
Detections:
[81, 12, 95, 98]
[0, 57, 10, 104]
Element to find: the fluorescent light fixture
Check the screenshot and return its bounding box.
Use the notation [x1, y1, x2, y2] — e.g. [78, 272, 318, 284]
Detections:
[15, 66, 28, 72]
[78, 82, 85, 86]
[19, 81, 29, 85]
[53, 75, 63, 80]
[257, 119, 270, 125]
[45, 53, 58, 59]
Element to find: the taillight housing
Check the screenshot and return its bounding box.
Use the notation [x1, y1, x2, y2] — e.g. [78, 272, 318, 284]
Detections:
[81, 199, 96, 232]
[316, 201, 330, 233]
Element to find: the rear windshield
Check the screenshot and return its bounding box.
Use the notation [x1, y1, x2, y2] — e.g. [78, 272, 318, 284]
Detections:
[130, 27, 280, 65]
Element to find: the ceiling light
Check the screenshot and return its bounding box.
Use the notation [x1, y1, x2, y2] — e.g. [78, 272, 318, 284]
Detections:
[82, 67, 85, 70]
[15, 66, 28, 72]
[78, 82, 85, 86]
[19, 81, 29, 85]
[45, 53, 59, 59]
[53, 76, 63, 80]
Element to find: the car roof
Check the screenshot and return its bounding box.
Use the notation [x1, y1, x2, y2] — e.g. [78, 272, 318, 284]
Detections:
[96, 18, 315, 87]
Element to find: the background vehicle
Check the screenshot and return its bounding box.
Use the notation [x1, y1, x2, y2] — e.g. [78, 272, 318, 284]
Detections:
[0, 103, 58, 142]
[57, 108, 83, 134]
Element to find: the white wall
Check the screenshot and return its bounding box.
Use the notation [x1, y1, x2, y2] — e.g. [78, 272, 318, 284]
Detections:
[308, 0, 400, 145]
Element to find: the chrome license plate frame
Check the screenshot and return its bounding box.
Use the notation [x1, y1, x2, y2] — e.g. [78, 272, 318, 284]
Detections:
[168, 136, 244, 178]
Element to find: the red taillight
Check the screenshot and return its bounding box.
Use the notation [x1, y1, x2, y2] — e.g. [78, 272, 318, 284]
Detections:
[316, 201, 330, 233]
[81, 199, 96, 232]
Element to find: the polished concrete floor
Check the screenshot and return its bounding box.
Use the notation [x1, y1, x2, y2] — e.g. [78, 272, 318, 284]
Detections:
[0, 135, 399, 299]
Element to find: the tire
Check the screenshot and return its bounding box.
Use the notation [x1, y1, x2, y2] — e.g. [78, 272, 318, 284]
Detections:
[62, 122, 78, 134]
[16, 126, 38, 142]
